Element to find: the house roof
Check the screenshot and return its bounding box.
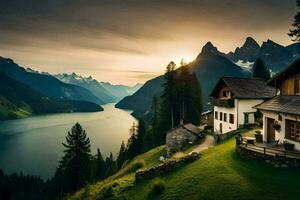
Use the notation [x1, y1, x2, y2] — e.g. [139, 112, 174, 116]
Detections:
[210, 77, 276, 99]
[254, 95, 300, 116]
[201, 110, 212, 116]
[167, 123, 201, 135]
[268, 59, 300, 88]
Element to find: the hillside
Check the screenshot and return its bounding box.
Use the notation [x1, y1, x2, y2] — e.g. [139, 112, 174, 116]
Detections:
[0, 72, 102, 120]
[0, 57, 104, 105]
[116, 42, 249, 116]
[70, 130, 300, 200]
[115, 76, 165, 117]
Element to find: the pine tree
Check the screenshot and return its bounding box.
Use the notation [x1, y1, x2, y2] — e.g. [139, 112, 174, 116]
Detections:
[55, 123, 91, 192]
[178, 66, 202, 125]
[151, 61, 203, 147]
[185, 72, 202, 125]
[252, 58, 271, 81]
[105, 153, 118, 177]
[162, 61, 178, 129]
[152, 96, 160, 129]
[136, 119, 146, 153]
[116, 141, 126, 169]
[95, 148, 106, 180]
[143, 96, 160, 149]
[152, 61, 179, 146]
[289, 0, 300, 41]
[126, 122, 139, 159]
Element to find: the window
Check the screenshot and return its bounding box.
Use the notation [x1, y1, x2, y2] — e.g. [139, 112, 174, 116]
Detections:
[295, 80, 300, 95]
[229, 114, 234, 124]
[215, 111, 218, 120]
[222, 91, 227, 97]
[222, 90, 231, 98]
[224, 113, 227, 122]
[244, 113, 249, 124]
[220, 112, 223, 121]
[286, 120, 300, 141]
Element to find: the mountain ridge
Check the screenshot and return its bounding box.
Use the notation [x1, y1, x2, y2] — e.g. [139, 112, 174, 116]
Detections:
[53, 73, 142, 103]
[116, 37, 300, 118]
[0, 57, 105, 105]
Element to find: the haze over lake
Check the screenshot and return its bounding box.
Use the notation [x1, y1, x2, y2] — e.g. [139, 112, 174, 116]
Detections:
[0, 104, 136, 179]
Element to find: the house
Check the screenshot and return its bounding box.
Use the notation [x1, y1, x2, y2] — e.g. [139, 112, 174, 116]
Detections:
[166, 123, 203, 157]
[200, 110, 213, 127]
[255, 59, 300, 150]
[210, 77, 276, 134]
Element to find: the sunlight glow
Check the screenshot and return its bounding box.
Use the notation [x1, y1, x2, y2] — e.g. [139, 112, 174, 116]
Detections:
[175, 55, 195, 66]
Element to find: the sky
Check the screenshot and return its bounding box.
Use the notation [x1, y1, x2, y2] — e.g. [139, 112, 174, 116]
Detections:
[0, 0, 297, 85]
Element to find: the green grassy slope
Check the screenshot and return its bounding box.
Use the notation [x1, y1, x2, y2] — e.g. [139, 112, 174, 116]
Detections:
[70, 130, 300, 200]
[0, 96, 32, 120]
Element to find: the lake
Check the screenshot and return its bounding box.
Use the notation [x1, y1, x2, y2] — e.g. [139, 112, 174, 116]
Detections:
[0, 104, 137, 179]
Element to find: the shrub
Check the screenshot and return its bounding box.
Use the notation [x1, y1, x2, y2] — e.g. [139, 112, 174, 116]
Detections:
[81, 185, 91, 199]
[204, 125, 213, 130]
[273, 124, 281, 131]
[255, 130, 262, 135]
[149, 178, 166, 196]
[121, 159, 130, 169]
[96, 184, 114, 200]
[283, 140, 295, 151]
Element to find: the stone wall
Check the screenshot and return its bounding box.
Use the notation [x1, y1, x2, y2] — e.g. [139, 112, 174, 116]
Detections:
[236, 145, 300, 168]
[214, 128, 248, 143]
[135, 152, 199, 181]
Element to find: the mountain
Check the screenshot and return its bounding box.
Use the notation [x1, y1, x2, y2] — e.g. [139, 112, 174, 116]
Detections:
[0, 71, 102, 120]
[227, 37, 260, 62]
[115, 76, 165, 116]
[227, 38, 300, 73]
[54, 73, 117, 103]
[0, 57, 104, 105]
[54, 73, 142, 103]
[191, 42, 250, 107]
[100, 82, 142, 100]
[116, 42, 250, 117]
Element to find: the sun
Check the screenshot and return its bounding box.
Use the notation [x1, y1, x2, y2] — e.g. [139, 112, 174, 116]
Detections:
[182, 55, 194, 63]
[174, 55, 195, 66]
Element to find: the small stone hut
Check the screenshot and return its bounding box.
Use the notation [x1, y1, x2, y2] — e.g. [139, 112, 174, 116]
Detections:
[166, 123, 203, 157]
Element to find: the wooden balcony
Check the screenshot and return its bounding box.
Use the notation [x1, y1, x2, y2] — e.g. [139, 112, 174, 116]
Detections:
[211, 98, 235, 108]
[236, 137, 300, 160]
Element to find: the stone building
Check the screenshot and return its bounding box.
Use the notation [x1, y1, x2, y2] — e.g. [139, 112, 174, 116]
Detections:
[166, 123, 203, 157]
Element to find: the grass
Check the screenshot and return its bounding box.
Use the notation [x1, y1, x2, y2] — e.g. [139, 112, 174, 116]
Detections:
[0, 96, 32, 120]
[70, 130, 300, 200]
[148, 178, 166, 197]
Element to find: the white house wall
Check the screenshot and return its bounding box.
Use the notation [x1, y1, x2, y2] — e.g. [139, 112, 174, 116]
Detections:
[261, 110, 300, 150]
[213, 100, 237, 133]
[214, 99, 263, 134]
[237, 99, 264, 126]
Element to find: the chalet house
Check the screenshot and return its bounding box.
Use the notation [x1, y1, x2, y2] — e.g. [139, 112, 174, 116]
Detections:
[210, 77, 276, 134]
[255, 60, 300, 150]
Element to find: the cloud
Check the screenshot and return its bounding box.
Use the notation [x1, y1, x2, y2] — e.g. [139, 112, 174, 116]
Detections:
[0, 0, 296, 84]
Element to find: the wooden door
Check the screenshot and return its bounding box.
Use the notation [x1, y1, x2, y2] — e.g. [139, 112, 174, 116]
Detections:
[267, 118, 275, 141]
[219, 123, 223, 134]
